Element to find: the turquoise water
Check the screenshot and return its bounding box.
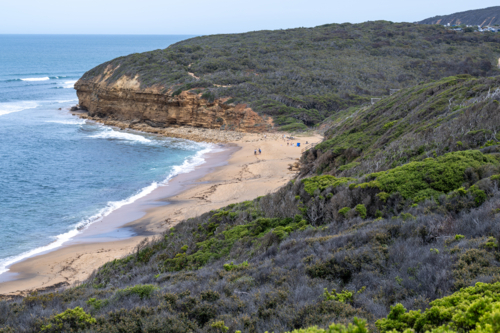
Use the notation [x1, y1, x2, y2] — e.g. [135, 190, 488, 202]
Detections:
[0, 35, 209, 274]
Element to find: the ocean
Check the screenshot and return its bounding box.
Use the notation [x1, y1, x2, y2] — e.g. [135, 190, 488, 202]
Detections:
[0, 35, 208, 275]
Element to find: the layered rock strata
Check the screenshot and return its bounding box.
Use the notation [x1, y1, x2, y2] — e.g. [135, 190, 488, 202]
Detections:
[74, 76, 271, 133]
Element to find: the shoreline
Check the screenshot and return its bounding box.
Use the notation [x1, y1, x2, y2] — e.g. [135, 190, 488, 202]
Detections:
[75, 111, 247, 144]
[0, 115, 322, 297]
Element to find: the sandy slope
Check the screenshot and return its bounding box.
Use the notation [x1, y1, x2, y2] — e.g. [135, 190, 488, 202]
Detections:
[0, 132, 321, 297]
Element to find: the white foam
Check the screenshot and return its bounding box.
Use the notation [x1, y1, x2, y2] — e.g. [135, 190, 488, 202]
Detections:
[63, 80, 77, 88]
[46, 119, 87, 125]
[0, 228, 80, 275]
[0, 142, 220, 275]
[56, 99, 78, 104]
[0, 182, 159, 275]
[90, 127, 153, 144]
[21, 77, 49, 82]
[0, 101, 39, 117]
[161, 144, 218, 185]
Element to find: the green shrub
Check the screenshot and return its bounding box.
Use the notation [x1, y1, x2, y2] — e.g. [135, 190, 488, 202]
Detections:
[164, 216, 307, 271]
[365, 151, 498, 202]
[355, 204, 367, 219]
[455, 234, 465, 241]
[200, 290, 220, 302]
[338, 162, 360, 172]
[210, 321, 229, 333]
[86, 298, 108, 311]
[469, 185, 487, 206]
[338, 207, 351, 217]
[457, 187, 468, 196]
[116, 284, 157, 299]
[302, 176, 355, 195]
[483, 237, 498, 249]
[491, 175, 500, 181]
[399, 213, 415, 221]
[376, 282, 500, 333]
[41, 307, 96, 332]
[323, 288, 353, 303]
[285, 317, 368, 333]
[383, 121, 397, 130]
[376, 192, 390, 203]
[223, 261, 249, 272]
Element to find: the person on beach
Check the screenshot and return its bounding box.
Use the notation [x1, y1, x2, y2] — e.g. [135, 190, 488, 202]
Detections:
[259, 148, 261, 154]
[254, 149, 257, 155]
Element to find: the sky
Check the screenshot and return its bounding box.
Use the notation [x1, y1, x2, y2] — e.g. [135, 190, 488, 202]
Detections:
[1, 0, 499, 35]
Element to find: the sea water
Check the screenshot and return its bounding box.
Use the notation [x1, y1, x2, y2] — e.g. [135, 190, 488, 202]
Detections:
[0, 35, 208, 274]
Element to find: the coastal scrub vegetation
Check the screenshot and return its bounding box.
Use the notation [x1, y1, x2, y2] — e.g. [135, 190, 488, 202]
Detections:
[2, 142, 500, 331]
[79, 21, 500, 128]
[2, 29, 500, 332]
[301, 75, 500, 177]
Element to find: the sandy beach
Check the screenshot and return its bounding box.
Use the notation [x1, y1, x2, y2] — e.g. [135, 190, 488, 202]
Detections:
[0, 128, 321, 297]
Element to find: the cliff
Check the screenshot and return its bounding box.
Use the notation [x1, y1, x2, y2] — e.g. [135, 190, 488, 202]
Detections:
[75, 73, 271, 133]
[75, 21, 500, 131]
[419, 6, 500, 26]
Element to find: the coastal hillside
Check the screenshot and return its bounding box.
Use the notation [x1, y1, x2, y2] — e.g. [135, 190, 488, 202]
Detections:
[301, 75, 500, 177]
[419, 6, 500, 27]
[2, 75, 500, 332]
[76, 21, 500, 131]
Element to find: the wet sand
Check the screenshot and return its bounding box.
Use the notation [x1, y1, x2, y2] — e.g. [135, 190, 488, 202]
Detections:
[0, 131, 321, 297]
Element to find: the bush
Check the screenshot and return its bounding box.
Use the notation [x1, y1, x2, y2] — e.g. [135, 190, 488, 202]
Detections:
[210, 321, 229, 333]
[86, 298, 108, 311]
[41, 307, 96, 332]
[376, 282, 500, 333]
[286, 318, 368, 333]
[323, 288, 353, 303]
[358, 151, 498, 202]
[223, 261, 249, 272]
[116, 284, 157, 299]
[338, 207, 351, 217]
[355, 204, 367, 219]
[302, 176, 354, 195]
[201, 290, 220, 302]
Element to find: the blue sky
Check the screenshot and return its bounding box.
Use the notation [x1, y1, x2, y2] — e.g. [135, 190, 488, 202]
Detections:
[1, 0, 499, 34]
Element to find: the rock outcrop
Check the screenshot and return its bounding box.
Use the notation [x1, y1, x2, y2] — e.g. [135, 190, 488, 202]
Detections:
[74, 74, 271, 133]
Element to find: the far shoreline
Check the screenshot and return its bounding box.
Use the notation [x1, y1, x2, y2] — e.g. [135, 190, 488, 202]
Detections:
[0, 113, 322, 297]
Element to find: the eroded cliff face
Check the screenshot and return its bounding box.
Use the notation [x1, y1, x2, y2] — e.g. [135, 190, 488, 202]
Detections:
[75, 75, 271, 132]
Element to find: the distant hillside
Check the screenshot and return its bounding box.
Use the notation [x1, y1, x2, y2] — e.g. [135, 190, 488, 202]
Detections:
[77, 21, 500, 130]
[419, 6, 500, 26]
